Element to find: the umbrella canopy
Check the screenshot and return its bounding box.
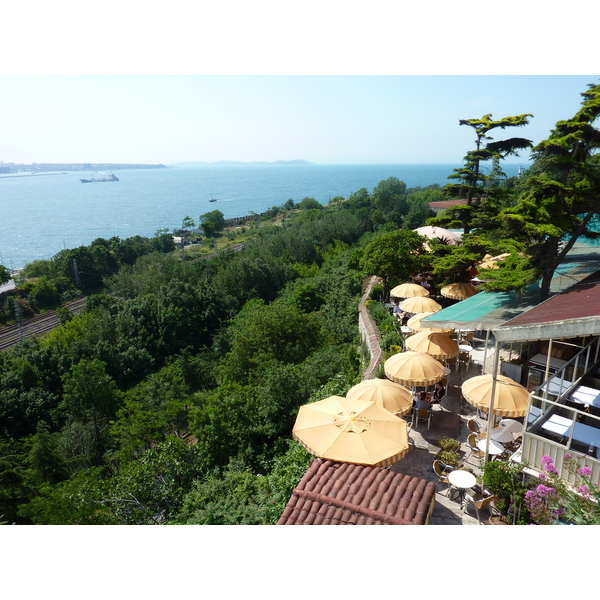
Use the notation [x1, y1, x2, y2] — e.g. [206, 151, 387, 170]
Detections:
[346, 378, 413, 417]
[390, 283, 430, 299]
[462, 374, 530, 417]
[292, 396, 410, 468]
[404, 330, 460, 360]
[399, 296, 442, 314]
[407, 311, 454, 334]
[384, 351, 446, 387]
[440, 282, 479, 300]
[478, 253, 511, 270]
[413, 226, 462, 246]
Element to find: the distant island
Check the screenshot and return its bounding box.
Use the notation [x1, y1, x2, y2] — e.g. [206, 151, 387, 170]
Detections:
[0, 162, 168, 174]
[170, 160, 315, 167]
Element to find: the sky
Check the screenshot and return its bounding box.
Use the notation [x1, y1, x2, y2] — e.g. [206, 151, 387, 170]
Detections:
[1, 74, 597, 165]
[1, 0, 598, 167]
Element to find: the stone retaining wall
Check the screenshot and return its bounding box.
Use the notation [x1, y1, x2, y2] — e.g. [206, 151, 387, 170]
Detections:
[358, 276, 384, 380]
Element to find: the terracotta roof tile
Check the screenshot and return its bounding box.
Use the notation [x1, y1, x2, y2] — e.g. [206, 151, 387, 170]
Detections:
[501, 270, 600, 328]
[277, 459, 436, 525]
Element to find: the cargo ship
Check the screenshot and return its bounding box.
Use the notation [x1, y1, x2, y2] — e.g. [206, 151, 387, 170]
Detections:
[80, 173, 119, 183]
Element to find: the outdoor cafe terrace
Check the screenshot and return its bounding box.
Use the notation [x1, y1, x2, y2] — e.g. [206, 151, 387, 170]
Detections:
[279, 239, 600, 525]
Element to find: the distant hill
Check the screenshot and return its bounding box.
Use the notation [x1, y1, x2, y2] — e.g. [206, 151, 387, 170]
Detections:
[4, 163, 168, 172]
[170, 159, 315, 167]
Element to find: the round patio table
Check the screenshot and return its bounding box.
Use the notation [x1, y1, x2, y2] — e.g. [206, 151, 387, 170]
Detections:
[477, 438, 504, 456]
[491, 427, 516, 443]
[458, 344, 473, 353]
[448, 469, 476, 506]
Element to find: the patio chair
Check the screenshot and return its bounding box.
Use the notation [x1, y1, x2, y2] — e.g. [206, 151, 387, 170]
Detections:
[433, 459, 454, 495]
[413, 408, 432, 430]
[494, 448, 514, 462]
[467, 419, 485, 439]
[464, 493, 495, 524]
[459, 351, 471, 368]
[466, 433, 485, 462]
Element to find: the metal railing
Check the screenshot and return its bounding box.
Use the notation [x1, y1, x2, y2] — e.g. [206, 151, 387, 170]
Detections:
[520, 337, 600, 485]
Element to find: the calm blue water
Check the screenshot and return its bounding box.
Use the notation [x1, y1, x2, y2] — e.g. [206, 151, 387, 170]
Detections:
[0, 163, 524, 270]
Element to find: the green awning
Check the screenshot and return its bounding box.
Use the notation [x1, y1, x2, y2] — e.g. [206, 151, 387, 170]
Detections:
[422, 242, 600, 332]
[421, 284, 541, 331]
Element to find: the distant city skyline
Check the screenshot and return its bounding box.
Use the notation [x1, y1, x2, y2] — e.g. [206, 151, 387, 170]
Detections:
[1, 75, 597, 167]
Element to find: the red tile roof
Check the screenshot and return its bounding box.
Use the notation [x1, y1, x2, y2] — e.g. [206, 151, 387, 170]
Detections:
[429, 199, 467, 210]
[501, 270, 600, 327]
[277, 459, 436, 525]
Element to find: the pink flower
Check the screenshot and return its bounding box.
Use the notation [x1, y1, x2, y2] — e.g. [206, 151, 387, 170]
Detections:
[577, 467, 592, 477]
[536, 484, 555, 498]
[577, 485, 590, 495]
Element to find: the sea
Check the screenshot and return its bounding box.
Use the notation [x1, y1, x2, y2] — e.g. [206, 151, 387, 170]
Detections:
[0, 163, 525, 271]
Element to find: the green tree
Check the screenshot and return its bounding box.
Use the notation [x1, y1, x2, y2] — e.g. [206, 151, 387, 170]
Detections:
[61, 358, 121, 465]
[25, 420, 70, 486]
[372, 177, 408, 215]
[0, 264, 12, 285]
[358, 229, 426, 300]
[433, 113, 533, 234]
[199, 210, 225, 238]
[298, 197, 323, 210]
[216, 299, 323, 384]
[483, 83, 600, 300]
[181, 215, 195, 231]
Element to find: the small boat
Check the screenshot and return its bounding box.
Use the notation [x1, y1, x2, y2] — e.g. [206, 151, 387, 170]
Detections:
[80, 173, 119, 183]
[209, 187, 217, 202]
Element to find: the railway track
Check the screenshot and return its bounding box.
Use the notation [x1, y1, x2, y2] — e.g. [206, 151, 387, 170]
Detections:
[0, 243, 247, 351]
[0, 298, 87, 351]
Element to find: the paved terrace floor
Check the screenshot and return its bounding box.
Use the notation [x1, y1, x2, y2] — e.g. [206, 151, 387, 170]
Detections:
[389, 334, 512, 525]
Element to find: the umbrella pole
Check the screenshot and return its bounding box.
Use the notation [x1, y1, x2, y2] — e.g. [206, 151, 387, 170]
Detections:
[482, 329, 490, 374]
[483, 340, 502, 478]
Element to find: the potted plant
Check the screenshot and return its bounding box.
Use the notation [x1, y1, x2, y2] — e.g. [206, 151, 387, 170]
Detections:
[437, 437, 462, 467]
[482, 460, 529, 524]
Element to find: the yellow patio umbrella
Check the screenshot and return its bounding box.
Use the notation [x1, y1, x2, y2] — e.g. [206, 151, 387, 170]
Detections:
[404, 330, 460, 360]
[346, 378, 413, 417]
[390, 283, 430, 299]
[440, 282, 479, 300]
[384, 351, 446, 387]
[461, 374, 529, 417]
[399, 296, 442, 314]
[292, 396, 410, 468]
[477, 253, 510, 270]
[407, 311, 454, 334]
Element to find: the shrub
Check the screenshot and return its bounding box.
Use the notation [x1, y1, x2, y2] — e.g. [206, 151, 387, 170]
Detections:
[437, 437, 461, 466]
[439, 436, 461, 453]
[437, 450, 460, 467]
[381, 330, 403, 351]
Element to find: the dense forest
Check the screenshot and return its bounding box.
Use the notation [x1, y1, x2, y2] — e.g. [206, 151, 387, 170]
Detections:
[1, 82, 598, 525]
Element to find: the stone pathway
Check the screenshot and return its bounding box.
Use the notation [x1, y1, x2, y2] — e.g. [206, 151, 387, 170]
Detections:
[389, 341, 498, 525]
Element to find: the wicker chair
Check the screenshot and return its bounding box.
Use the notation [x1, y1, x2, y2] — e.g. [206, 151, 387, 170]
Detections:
[465, 492, 495, 524]
[467, 433, 485, 462]
[433, 459, 454, 495]
[467, 419, 486, 439]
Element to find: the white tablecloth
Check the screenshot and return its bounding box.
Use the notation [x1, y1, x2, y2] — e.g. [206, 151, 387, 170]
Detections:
[541, 415, 600, 448]
[448, 470, 476, 489]
[477, 438, 504, 455]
